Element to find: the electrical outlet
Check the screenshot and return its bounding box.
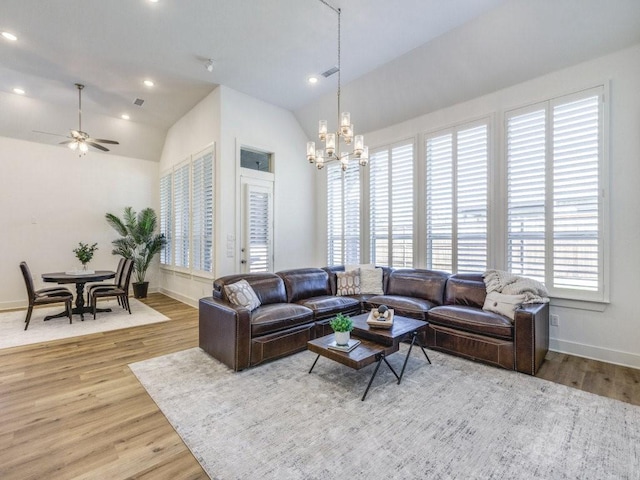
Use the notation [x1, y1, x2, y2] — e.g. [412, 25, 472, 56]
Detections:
[550, 314, 559, 326]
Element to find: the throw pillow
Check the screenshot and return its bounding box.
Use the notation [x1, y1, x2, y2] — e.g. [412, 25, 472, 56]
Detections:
[359, 267, 384, 295]
[336, 269, 361, 296]
[224, 279, 261, 311]
[482, 291, 527, 321]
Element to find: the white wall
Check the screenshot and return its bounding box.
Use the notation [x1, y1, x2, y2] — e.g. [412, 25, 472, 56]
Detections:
[0, 136, 159, 310]
[158, 85, 318, 306]
[340, 43, 640, 368]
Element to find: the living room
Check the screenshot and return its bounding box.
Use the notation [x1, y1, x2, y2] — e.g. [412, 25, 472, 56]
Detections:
[1, 0, 640, 478]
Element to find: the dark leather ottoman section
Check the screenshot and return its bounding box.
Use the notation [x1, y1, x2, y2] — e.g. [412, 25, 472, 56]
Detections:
[251, 323, 316, 366]
[428, 305, 513, 340]
[426, 324, 515, 371]
[297, 295, 361, 320]
[365, 295, 435, 321]
[251, 303, 314, 337]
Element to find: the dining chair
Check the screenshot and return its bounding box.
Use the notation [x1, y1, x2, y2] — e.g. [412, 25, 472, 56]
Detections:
[91, 258, 134, 319]
[20, 261, 73, 330]
[87, 257, 126, 305]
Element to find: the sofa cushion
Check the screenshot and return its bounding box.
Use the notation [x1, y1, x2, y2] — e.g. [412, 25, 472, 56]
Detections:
[277, 268, 331, 303]
[224, 279, 261, 311]
[336, 270, 361, 295]
[250, 303, 314, 337]
[297, 295, 361, 320]
[386, 269, 449, 305]
[365, 295, 436, 321]
[428, 305, 513, 340]
[444, 273, 487, 308]
[214, 273, 287, 305]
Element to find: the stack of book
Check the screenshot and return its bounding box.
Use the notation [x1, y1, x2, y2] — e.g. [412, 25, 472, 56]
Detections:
[327, 339, 361, 352]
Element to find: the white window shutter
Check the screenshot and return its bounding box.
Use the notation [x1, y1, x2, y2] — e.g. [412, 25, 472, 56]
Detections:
[191, 149, 214, 273]
[247, 186, 272, 272]
[159, 173, 172, 265]
[172, 163, 190, 268]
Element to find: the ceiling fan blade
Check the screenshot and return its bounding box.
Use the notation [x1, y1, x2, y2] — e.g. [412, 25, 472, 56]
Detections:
[89, 138, 119, 145]
[87, 141, 109, 152]
[33, 130, 68, 138]
[59, 140, 74, 145]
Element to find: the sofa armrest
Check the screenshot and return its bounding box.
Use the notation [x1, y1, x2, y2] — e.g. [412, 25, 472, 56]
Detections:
[513, 302, 549, 375]
[199, 297, 252, 371]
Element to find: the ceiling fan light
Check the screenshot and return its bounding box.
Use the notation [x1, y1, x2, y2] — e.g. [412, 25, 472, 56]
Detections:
[69, 141, 78, 151]
[79, 141, 89, 153]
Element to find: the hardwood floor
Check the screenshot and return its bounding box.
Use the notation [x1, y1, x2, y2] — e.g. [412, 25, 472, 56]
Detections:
[1, 294, 638, 479]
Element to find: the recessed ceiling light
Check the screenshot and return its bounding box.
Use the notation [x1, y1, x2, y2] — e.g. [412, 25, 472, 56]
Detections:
[148, 0, 159, 3]
[121, 114, 130, 120]
[13, 87, 25, 95]
[2, 31, 18, 41]
[308, 76, 319, 84]
[143, 79, 154, 87]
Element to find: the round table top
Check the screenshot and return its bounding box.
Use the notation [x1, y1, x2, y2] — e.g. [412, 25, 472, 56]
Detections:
[42, 270, 116, 283]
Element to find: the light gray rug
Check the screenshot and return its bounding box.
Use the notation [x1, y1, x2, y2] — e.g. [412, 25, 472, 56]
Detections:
[0, 298, 168, 349]
[130, 347, 640, 480]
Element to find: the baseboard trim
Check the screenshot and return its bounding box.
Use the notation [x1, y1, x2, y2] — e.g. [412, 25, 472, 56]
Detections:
[158, 288, 199, 308]
[0, 300, 26, 311]
[550, 338, 640, 370]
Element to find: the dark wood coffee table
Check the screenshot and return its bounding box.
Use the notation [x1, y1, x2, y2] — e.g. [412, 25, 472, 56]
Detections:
[307, 312, 431, 400]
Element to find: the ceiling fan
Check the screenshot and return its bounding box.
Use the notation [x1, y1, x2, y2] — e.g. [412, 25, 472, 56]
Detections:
[58, 83, 120, 154]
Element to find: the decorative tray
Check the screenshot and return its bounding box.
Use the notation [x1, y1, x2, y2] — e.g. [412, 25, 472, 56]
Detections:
[366, 309, 394, 329]
[65, 270, 96, 275]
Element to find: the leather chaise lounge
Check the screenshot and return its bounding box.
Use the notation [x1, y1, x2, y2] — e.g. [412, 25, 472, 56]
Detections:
[199, 266, 549, 375]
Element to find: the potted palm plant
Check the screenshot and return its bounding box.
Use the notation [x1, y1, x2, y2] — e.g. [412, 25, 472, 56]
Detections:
[105, 206, 166, 298]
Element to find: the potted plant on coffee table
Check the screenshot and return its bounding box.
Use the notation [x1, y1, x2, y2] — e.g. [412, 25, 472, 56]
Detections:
[105, 206, 166, 298]
[330, 313, 354, 346]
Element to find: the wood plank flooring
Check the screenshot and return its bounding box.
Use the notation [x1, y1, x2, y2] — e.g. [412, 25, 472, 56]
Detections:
[0, 293, 638, 479]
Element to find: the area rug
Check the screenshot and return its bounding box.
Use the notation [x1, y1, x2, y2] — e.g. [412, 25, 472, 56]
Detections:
[130, 347, 639, 480]
[0, 298, 169, 349]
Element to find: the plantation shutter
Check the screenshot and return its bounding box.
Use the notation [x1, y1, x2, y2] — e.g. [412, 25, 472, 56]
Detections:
[191, 149, 214, 273]
[551, 94, 600, 291]
[369, 141, 414, 267]
[159, 172, 172, 265]
[369, 148, 390, 266]
[343, 161, 361, 265]
[426, 123, 487, 273]
[507, 108, 547, 282]
[327, 163, 344, 265]
[390, 143, 414, 267]
[247, 185, 272, 272]
[426, 133, 453, 271]
[173, 162, 190, 268]
[456, 124, 488, 272]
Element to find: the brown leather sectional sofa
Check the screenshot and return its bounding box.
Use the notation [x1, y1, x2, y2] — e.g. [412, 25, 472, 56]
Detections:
[199, 266, 549, 375]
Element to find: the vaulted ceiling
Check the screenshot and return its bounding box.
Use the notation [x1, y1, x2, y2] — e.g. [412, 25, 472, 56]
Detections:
[1, 0, 640, 161]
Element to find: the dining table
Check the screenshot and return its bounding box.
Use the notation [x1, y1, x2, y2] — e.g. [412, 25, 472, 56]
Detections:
[41, 270, 116, 320]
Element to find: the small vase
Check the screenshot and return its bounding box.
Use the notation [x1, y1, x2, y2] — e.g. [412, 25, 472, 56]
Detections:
[334, 331, 350, 346]
[81, 263, 88, 271]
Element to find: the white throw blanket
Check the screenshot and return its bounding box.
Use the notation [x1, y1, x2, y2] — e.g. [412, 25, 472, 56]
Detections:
[483, 269, 550, 304]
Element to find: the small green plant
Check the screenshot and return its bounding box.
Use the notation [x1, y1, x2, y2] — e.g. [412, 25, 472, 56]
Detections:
[329, 313, 353, 332]
[73, 242, 98, 265]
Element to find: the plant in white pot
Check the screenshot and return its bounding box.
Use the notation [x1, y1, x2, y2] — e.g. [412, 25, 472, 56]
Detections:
[330, 313, 354, 346]
[105, 206, 166, 298]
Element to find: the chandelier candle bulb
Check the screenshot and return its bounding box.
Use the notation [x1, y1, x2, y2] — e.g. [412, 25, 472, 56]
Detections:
[354, 135, 364, 155]
[307, 141, 316, 162]
[326, 133, 336, 156]
[340, 112, 351, 129]
[319, 120, 328, 140]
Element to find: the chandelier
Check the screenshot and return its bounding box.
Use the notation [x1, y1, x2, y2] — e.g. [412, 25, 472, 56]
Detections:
[306, 1, 368, 172]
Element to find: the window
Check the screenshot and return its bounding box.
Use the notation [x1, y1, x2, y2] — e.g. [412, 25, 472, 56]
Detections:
[425, 122, 488, 272]
[160, 145, 215, 275]
[327, 161, 360, 265]
[506, 88, 604, 298]
[370, 141, 414, 267]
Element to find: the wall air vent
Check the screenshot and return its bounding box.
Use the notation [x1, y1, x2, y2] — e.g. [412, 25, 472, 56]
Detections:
[321, 66, 339, 78]
[133, 98, 145, 106]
